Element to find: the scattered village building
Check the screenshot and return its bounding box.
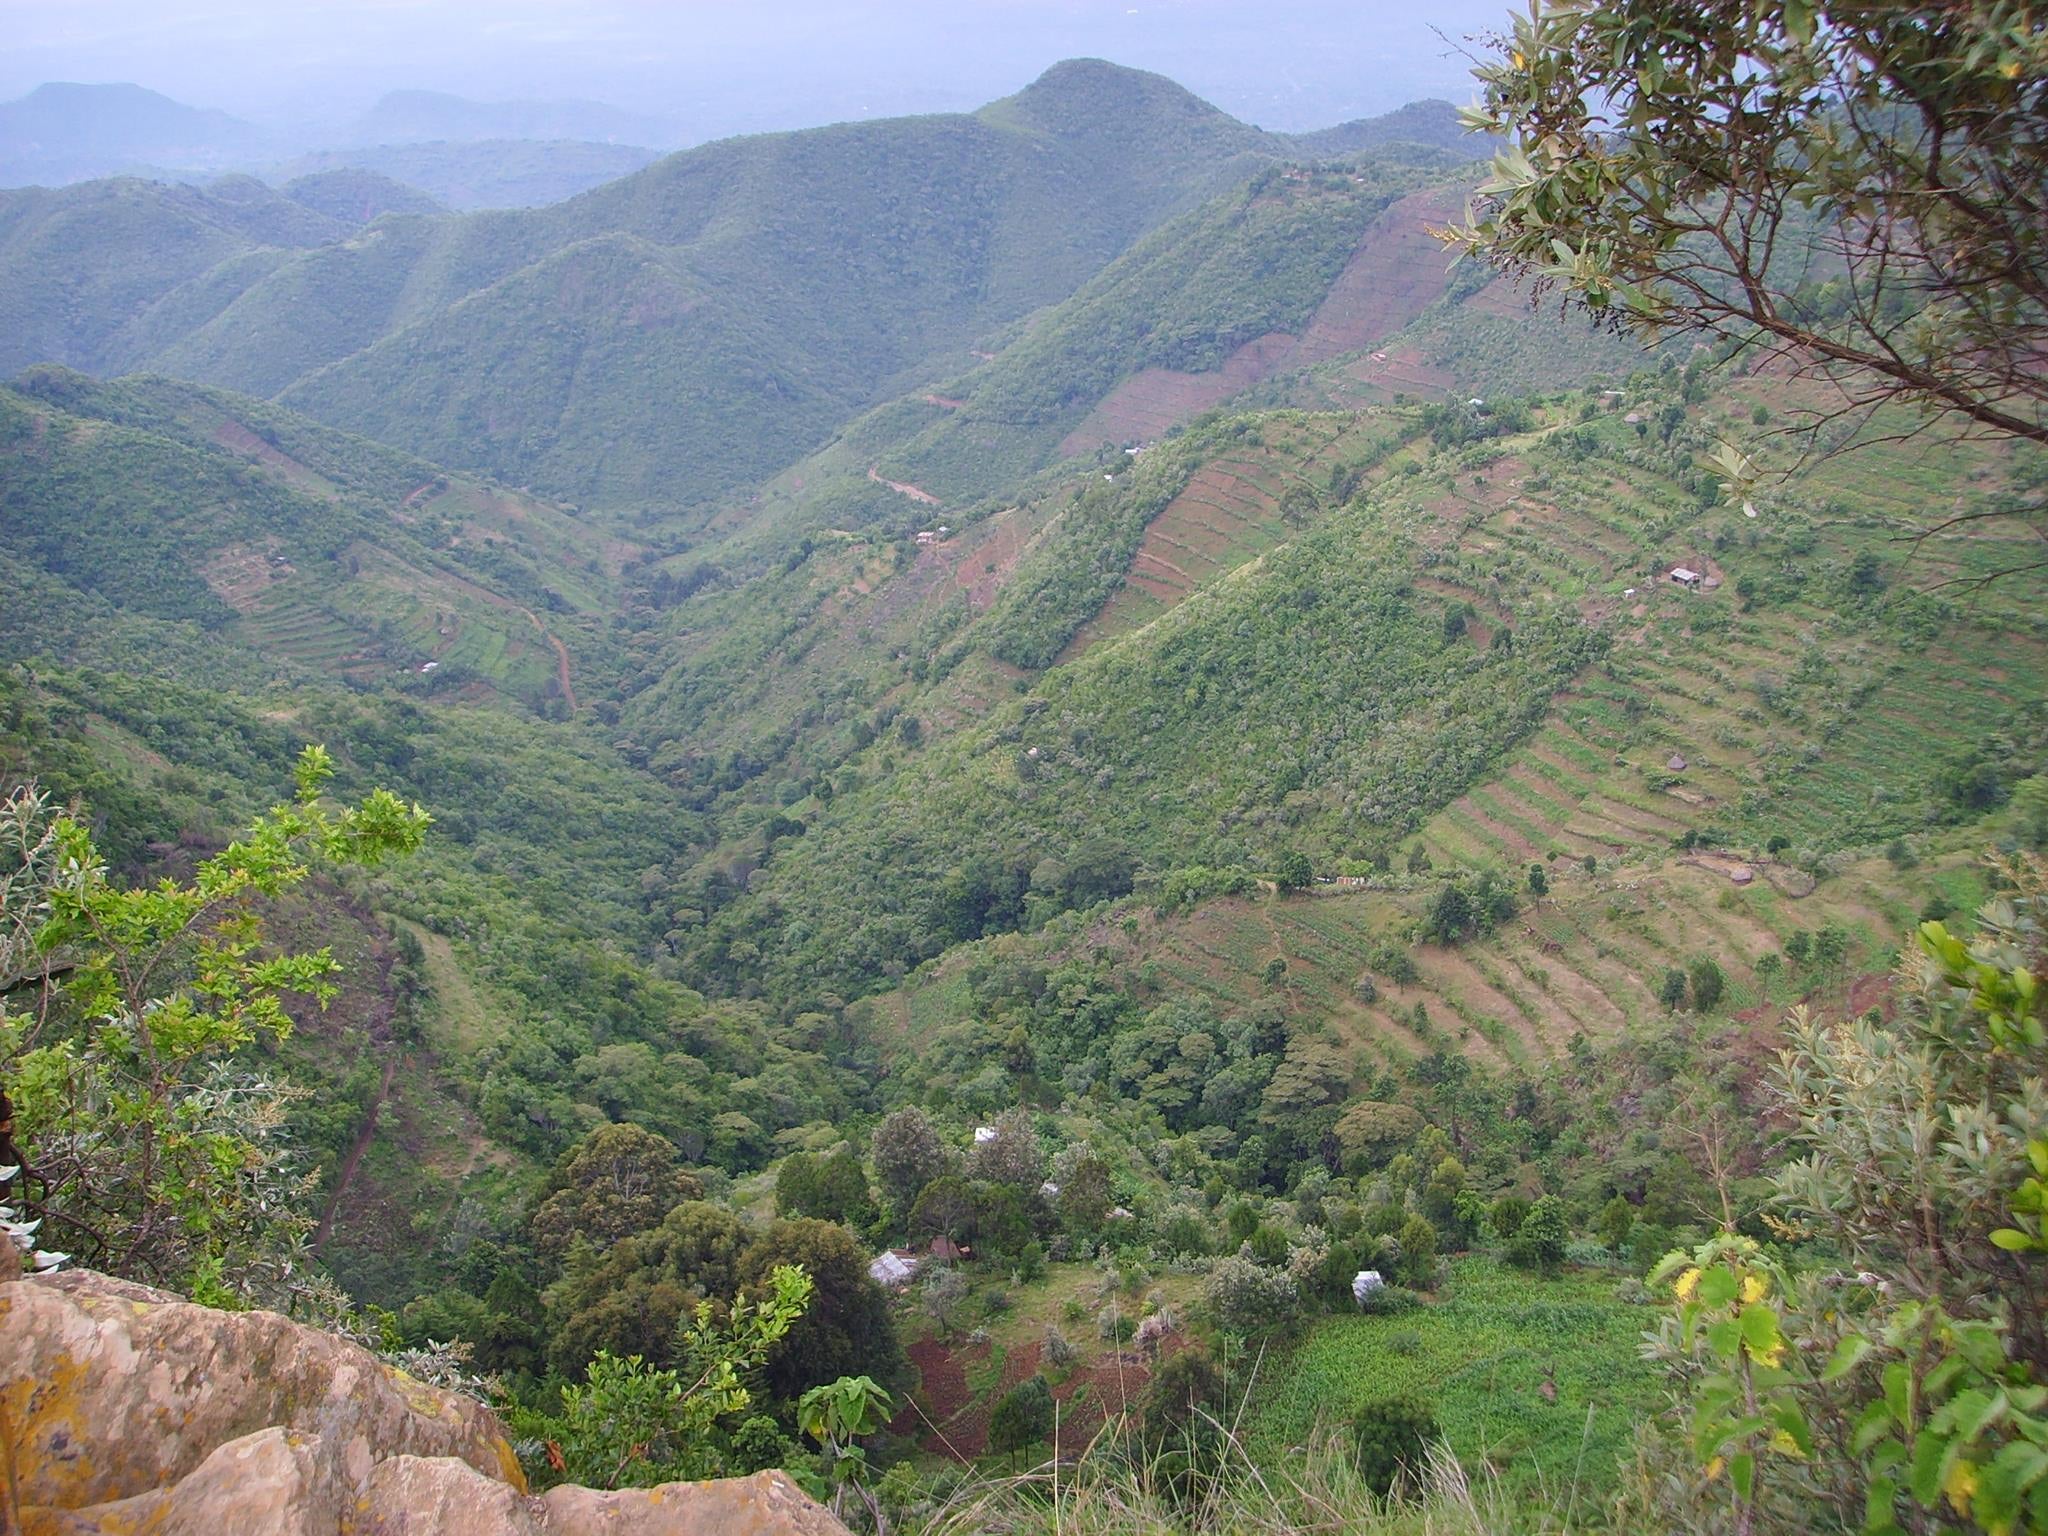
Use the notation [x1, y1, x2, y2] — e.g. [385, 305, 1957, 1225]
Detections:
[1667, 753, 1688, 772]
[1352, 1270, 1386, 1307]
[1668, 566, 1703, 589]
[973, 1126, 998, 1144]
[928, 1236, 965, 1264]
[914, 530, 938, 546]
[868, 1250, 918, 1288]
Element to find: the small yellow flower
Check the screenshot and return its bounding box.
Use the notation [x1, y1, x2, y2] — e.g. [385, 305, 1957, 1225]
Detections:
[1945, 1457, 1979, 1517]
[1768, 1429, 1805, 1459]
[1757, 1342, 1788, 1369]
[1705, 1456, 1725, 1481]
[1674, 1267, 1702, 1301]
[1741, 1273, 1769, 1304]
[1513, 50, 1528, 70]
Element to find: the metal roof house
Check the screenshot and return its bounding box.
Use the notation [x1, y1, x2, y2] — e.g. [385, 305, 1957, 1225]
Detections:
[868, 1250, 918, 1288]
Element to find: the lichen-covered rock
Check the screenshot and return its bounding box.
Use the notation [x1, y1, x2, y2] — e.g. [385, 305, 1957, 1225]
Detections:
[542, 1472, 852, 1535]
[1, 1270, 851, 1536]
[2, 1270, 520, 1512]
[25, 1427, 344, 1536]
[353, 1455, 548, 1536]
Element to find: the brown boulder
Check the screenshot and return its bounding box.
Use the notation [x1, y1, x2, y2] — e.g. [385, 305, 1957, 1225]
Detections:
[3, 1269, 519, 1511]
[543, 1472, 851, 1535]
[24, 1427, 342, 1536]
[353, 1455, 548, 1536]
[2, 1269, 852, 1536]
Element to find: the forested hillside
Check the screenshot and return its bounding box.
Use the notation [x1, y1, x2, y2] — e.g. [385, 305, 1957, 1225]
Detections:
[3, 37, 2044, 1536]
[0, 65, 1495, 520]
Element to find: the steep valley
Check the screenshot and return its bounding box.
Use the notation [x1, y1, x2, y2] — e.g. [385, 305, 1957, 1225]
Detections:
[3, 47, 2044, 1536]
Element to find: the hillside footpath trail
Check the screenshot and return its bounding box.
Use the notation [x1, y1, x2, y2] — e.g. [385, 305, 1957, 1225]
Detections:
[314, 1054, 398, 1253]
[521, 607, 578, 711]
[868, 465, 942, 506]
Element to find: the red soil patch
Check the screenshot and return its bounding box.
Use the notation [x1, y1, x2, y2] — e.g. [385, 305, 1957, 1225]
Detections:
[944, 503, 1048, 612]
[1059, 185, 1467, 454]
[201, 542, 295, 611]
[893, 1335, 977, 1454]
[1285, 183, 1466, 371]
[895, 1332, 1187, 1462]
[211, 418, 333, 496]
[1340, 343, 1455, 401]
[1060, 332, 1297, 456]
[869, 466, 942, 506]
[1843, 970, 1896, 1020]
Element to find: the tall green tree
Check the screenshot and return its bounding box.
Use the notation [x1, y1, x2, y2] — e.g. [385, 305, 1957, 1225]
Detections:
[737, 1218, 907, 1401]
[988, 1375, 1056, 1460]
[530, 1122, 703, 1263]
[1, 751, 428, 1308]
[870, 1105, 949, 1216]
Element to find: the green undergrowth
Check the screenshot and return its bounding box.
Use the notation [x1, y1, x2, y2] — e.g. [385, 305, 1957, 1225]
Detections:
[1248, 1257, 1658, 1512]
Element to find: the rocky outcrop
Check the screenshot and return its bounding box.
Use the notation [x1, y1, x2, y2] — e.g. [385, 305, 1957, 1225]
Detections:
[1, 1268, 849, 1536]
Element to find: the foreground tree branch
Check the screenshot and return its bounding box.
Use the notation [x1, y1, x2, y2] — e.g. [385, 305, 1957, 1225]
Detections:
[1441, 2, 2048, 465]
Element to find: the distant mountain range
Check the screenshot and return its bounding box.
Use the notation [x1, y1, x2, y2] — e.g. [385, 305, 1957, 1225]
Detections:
[0, 61, 1492, 516]
[0, 82, 277, 184]
[263, 141, 662, 212]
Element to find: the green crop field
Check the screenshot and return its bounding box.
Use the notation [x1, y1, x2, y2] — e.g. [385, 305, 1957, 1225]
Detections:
[1248, 1257, 1661, 1509]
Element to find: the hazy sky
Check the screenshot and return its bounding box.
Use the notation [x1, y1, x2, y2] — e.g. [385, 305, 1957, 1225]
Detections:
[0, 1, 1514, 138]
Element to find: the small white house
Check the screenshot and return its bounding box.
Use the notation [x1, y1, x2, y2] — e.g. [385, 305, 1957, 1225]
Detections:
[973, 1125, 999, 1144]
[868, 1250, 918, 1288]
[1352, 1270, 1386, 1308]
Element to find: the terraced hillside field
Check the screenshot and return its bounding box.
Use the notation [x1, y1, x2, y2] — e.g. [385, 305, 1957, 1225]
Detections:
[842, 370, 2042, 1075]
[0, 373, 627, 710]
[1060, 414, 1408, 657]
